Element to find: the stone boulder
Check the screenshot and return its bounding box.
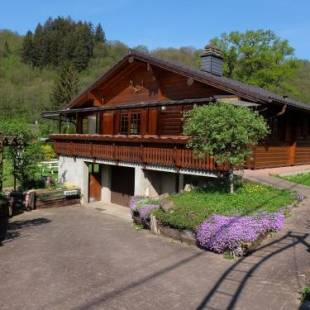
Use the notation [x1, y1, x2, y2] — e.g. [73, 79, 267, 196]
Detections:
[158, 193, 170, 200]
[160, 197, 175, 212]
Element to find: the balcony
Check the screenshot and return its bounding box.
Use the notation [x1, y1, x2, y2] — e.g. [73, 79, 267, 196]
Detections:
[50, 134, 228, 172]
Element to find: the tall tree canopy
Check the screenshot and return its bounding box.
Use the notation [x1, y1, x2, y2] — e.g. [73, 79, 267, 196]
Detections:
[51, 63, 79, 109]
[210, 30, 298, 93]
[94, 23, 106, 43]
[21, 17, 106, 71]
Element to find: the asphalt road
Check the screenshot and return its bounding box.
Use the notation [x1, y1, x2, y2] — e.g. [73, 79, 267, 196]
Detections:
[0, 204, 309, 310]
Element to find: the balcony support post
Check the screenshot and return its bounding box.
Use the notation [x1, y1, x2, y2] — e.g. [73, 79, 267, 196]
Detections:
[178, 173, 184, 193]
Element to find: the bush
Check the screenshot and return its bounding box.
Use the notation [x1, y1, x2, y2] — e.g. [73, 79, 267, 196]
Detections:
[301, 287, 310, 303]
[196, 213, 284, 254]
[183, 102, 269, 193]
[41, 144, 56, 161]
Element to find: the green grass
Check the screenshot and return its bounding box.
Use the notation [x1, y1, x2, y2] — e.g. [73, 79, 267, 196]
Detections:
[279, 173, 310, 186]
[154, 182, 295, 230]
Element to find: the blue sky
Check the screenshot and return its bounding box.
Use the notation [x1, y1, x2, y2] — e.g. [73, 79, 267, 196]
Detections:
[1, 0, 309, 59]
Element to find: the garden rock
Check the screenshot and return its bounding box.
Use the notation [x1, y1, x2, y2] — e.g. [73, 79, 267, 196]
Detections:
[184, 184, 194, 192]
[158, 193, 170, 200]
[160, 198, 175, 212]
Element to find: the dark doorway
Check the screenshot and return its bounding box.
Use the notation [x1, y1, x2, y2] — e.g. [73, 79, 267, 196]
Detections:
[111, 166, 134, 206]
[88, 163, 101, 202]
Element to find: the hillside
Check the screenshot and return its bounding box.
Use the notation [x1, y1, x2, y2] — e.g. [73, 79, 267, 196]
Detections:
[0, 29, 310, 124]
[0, 29, 129, 122]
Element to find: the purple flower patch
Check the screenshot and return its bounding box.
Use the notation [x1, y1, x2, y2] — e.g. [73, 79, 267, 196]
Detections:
[138, 204, 160, 221]
[196, 212, 285, 253]
[130, 197, 159, 221]
[129, 197, 138, 211]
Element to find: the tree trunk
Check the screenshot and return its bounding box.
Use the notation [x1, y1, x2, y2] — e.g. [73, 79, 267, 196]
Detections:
[229, 170, 234, 194]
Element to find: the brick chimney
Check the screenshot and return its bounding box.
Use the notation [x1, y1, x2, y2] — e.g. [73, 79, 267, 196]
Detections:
[200, 44, 224, 76]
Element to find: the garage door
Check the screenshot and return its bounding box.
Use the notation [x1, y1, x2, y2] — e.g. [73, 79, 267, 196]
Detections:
[111, 166, 134, 206]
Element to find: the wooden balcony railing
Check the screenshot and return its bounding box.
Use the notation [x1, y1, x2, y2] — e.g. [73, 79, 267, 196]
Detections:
[50, 134, 228, 172]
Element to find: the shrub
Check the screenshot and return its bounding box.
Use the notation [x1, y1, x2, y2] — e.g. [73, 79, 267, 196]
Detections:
[301, 287, 310, 303]
[183, 102, 269, 193]
[196, 212, 284, 254]
[41, 144, 56, 161]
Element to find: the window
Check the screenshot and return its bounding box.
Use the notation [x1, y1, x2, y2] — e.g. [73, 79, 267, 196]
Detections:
[120, 113, 129, 134]
[88, 163, 100, 174]
[130, 112, 141, 134]
[119, 111, 141, 135]
[82, 114, 97, 134]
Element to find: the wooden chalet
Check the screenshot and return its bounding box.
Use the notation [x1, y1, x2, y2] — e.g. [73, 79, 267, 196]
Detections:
[44, 46, 310, 206]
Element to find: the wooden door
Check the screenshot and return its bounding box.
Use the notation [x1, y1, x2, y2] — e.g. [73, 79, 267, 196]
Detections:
[88, 164, 101, 202]
[111, 166, 134, 206]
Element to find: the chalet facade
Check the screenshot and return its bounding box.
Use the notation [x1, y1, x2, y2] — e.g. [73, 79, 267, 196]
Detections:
[44, 47, 310, 206]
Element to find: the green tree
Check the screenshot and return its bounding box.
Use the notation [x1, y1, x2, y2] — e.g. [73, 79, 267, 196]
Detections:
[21, 31, 34, 64]
[133, 45, 149, 53]
[20, 17, 99, 71]
[3, 40, 10, 57]
[210, 30, 298, 93]
[94, 23, 106, 43]
[152, 46, 201, 68]
[287, 60, 310, 103]
[183, 103, 269, 193]
[51, 63, 80, 109]
[0, 118, 43, 189]
[32, 24, 45, 67]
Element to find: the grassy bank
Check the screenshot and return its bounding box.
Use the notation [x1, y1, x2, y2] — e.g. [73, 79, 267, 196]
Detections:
[154, 182, 295, 230]
[279, 173, 310, 186]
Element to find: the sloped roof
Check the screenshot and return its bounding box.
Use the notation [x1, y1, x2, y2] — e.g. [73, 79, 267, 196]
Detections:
[66, 49, 310, 112]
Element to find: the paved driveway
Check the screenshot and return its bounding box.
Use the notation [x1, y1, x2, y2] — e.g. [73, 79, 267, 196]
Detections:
[0, 203, 309, 310]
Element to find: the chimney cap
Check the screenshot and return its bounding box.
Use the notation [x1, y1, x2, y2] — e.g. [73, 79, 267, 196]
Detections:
[201, 44, 223, 59]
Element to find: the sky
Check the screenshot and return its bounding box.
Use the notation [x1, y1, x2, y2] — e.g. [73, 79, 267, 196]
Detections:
[1, 0, 309, 59]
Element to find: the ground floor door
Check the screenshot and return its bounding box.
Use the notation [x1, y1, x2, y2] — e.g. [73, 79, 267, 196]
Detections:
[111, 166, 134, 206]
[88, 163, 101, 202]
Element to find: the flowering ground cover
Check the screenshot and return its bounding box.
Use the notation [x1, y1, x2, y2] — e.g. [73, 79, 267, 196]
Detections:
[130, 197, 160, 222]
[196, 213, 285, 253]
[153, 182, 295, 230]
[278, 172, 310, 186]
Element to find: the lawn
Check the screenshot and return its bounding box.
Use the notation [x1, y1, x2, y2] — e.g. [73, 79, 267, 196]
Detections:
[154, 182, 295, 230]
[279, 173, 310, 186]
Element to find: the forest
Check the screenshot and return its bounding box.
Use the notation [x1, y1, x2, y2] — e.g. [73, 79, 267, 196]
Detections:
[0, 17, 310, 128]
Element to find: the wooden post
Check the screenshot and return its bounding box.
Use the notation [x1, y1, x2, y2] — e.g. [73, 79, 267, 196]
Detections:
[140, 144, 144, 164]
[58, 118, 62, 134]
[288, 141, 296, 166]
[178, 173, 184, 192]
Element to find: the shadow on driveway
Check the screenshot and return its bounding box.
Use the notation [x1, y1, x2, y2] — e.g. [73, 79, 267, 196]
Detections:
[0, 216, 51, 246]
[196, 231, 310, 310]
[72, 230, 309, 310]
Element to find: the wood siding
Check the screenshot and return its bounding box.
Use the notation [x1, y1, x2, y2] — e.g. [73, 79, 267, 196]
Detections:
[89, 61, 228, 107]
[156, 68, 227, 100]
[251, 142, 310, 169]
